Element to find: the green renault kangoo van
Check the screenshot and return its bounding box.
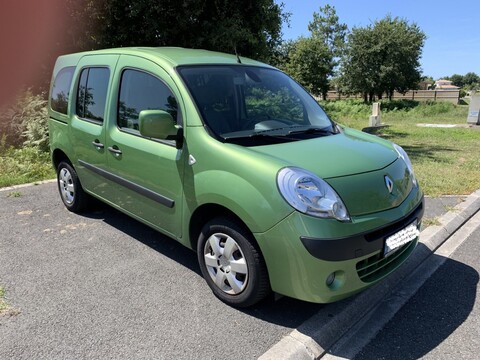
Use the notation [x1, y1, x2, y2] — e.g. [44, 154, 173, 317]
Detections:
[48, 47, 424, 307]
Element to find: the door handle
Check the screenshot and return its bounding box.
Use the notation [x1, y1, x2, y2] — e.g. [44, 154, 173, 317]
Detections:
[108, 146, 122, 156]
[92, 140, 104, 149]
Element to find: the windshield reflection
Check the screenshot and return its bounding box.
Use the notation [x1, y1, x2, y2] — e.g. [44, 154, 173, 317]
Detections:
[178, 65, 335, 143]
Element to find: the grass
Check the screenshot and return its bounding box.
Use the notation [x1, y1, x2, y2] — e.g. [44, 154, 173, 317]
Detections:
[0, 286, 19, 316]
[7, 191, 22, 198]
[323, 100, 479, 197]
[422, 217, 441, 227]
[0, 146, 55, 188]
[0, 286, 9, 314]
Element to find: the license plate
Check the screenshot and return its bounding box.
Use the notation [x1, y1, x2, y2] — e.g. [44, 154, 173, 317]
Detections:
[384, 221, 419, 257]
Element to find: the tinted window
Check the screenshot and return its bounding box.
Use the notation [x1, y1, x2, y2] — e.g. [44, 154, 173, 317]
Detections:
[76, 67, 110, 122]
[50, 66, 75, 114]
[118, 69, 178, 132]
[178, 65, 332, 139]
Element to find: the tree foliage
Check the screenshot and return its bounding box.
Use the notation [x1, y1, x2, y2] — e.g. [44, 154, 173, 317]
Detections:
[308, 4, 347, 58]
[443, 72, 480, 90]
[65, 0, 287, 61]
[448, 74, 465, 88]
[275, 5, 346, 99]
[0, 90, 49, 151]
[340, 15, 426, 101]
[463, 72, 480, 90]
[283, 37, 333, 98]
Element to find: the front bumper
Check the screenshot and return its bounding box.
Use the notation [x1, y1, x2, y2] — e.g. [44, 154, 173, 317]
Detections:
[254, 187, 424, 303]
[300, 197, 424, 261]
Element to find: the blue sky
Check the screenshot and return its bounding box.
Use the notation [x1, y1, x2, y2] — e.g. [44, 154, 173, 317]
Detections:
[276, 0, 480, 79]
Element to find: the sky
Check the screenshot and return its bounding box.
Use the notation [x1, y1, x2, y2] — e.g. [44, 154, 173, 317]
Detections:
[275, 0, 480, 79]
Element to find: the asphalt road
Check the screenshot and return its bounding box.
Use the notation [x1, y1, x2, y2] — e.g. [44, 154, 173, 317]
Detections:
[0, 182, 322, 359]
[0, 182, 469, 359]
[354, 223, 480, 360]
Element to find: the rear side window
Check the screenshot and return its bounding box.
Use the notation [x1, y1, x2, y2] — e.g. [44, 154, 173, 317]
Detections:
[76, 67, 110, 122]
[118, 69, 178, 132]
[50, 66, 75, 114]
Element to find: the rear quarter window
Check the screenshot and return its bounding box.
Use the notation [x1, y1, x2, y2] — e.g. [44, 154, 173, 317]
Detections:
[76, 67, 110, 122]
[50, 66, 75, 114]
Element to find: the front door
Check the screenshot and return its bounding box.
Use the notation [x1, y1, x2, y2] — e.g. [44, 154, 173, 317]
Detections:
[103, 55, 186, 237]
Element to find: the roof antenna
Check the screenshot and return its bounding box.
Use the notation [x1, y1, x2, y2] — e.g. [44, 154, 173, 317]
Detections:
[234, 46, 242, 64]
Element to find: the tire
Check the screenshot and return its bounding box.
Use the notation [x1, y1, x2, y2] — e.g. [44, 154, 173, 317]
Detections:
[57, 161, 90, 213]
[197, 217, 271, 307]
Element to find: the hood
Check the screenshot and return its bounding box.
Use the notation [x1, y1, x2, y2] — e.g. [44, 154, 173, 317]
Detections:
[246, 127, 414, 216]
[251, 127, 398, 178]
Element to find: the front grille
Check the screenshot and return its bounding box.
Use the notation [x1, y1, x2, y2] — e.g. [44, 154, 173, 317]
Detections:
[356, 239, 417, 283]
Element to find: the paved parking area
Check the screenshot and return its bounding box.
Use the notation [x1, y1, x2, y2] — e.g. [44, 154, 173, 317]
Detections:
[0, 183, 322, 359]
[0, 182, 469, 359]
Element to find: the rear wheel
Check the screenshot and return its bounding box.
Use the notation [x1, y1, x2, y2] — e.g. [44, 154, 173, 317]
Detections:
[57, 161, 90, 213]
[197, 217, 270, 307]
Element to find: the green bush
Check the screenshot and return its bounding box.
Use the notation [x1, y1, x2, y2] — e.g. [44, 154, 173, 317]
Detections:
[319, 99, 462, 123]
[0, 90, 49, 152]
[0, 145, 54, 187]
[378, 99, 419, 112]
[412, 101, 455, 117]
[319, 99, 371, 121]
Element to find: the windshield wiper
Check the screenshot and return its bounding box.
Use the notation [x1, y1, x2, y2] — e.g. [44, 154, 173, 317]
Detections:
[286, 126, 337, 135]
[223, 125, 337, 142]
[224, 132, 298, 141]
[223, 129, 305, 143]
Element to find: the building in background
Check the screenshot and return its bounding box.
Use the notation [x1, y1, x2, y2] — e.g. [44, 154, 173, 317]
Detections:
[434, 79, 460, 90]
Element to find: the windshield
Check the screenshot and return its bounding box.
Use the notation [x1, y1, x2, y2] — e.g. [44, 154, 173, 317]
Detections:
[177, 65, 336, 144]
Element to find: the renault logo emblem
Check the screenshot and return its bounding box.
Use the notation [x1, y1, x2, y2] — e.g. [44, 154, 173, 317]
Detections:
[385, 175, 394, 193]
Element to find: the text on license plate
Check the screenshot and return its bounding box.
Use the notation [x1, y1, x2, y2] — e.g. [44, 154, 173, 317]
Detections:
[384, 222, 419, 256]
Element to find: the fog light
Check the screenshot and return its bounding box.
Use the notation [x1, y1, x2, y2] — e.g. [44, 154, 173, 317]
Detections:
[326, 272, 336, 286]
[326, 270, 345, 290]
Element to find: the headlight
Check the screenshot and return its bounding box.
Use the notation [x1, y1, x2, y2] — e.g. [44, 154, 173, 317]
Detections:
[277, 167, 350, 221]
[393, 144, 417, 187]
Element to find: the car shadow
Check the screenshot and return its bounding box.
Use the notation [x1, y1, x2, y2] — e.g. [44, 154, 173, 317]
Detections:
[80, 201, 324, 327]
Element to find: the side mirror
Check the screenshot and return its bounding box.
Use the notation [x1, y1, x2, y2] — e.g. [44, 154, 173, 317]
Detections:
[139, 110, 178, 140]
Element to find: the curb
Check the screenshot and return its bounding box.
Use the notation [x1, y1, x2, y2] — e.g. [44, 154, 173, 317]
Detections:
[0, 179, 56, 192]
[259, 189, 480, 360]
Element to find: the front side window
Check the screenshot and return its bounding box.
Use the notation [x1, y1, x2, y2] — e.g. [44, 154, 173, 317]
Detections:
[50, 66, 75, 114]
[76, 67, 110, 122]
[118, 69, 178, 132]
[178, 65, 335, 145]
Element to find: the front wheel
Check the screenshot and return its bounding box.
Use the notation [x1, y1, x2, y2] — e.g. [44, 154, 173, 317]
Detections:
[197, 217, 270, 307]
[57, 161, 90, 213]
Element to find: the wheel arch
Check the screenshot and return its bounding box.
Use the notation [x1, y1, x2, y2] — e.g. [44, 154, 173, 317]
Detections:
[189, 203, 254, 252]
[52, 148, 71, 170]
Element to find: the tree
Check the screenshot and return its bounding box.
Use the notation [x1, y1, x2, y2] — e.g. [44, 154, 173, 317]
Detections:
[270, 39, 297, 70]
[338, 26, 380, 102]
[67, 0, 287, 62]
[308, 4, 347, 59]
[284, 37, 333, 98]
[449, 74, 465, 88]
[277, 5, 347, 99]
[463, 72, 480, 89]
[340, 15, 426, 101]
